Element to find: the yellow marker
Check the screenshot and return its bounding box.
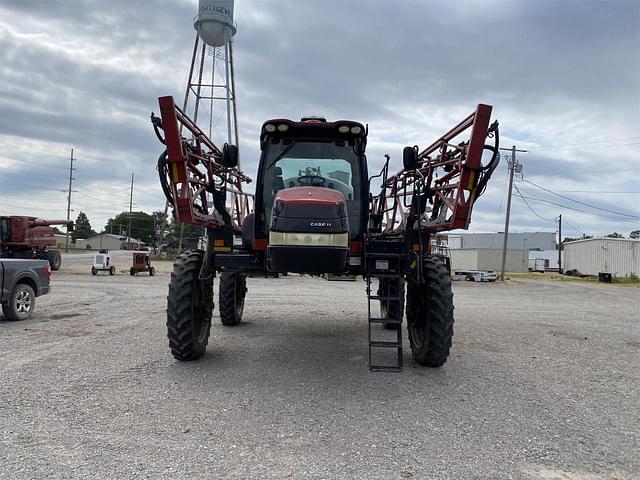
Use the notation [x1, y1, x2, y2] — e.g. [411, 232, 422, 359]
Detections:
[466, 170, 476, 190]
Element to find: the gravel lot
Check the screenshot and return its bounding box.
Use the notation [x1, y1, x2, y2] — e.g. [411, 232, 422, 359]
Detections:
[1, 258, 638, 479]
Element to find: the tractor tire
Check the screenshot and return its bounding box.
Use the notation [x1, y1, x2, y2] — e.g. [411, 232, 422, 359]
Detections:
[166, 250, 213, 360]
[130, 268, 135, 276]
[241, 213, 255, 250]
[406, 257, 454, 367]
[2, 283, 36, 321]
[219, 272, 247, 326]
[378, 277, 404, 330]
[91, 267, 97, 276]
[109, 266, 115, 276]
[47, 250, 62, 271]
[149, 267, 155, 276]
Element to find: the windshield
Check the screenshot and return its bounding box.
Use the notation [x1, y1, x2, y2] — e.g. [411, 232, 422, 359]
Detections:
[262, 140, 363, 235]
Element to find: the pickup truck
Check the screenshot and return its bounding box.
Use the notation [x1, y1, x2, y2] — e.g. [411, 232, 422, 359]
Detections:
[0, 259, 51, 321]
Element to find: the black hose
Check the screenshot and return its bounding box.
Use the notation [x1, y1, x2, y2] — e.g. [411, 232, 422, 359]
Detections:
[475, 126, 500, 197]
[151, 114, 165, 144]
[157, 150, 174, 206]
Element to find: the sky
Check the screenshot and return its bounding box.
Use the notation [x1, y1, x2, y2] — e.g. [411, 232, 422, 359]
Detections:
[0, 0, 638, 239]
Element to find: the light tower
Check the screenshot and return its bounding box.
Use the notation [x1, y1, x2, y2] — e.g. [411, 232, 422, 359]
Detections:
[186, 0, 239, 160]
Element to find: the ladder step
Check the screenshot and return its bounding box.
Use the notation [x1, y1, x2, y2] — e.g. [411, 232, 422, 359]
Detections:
[370, 341, 402, 348]
[369, 317, 402, 324]
[365, 253, 403, 258]
[370, 365, 403, 373]
[367, 273, 403, 278]
[369, 295, 403, 301]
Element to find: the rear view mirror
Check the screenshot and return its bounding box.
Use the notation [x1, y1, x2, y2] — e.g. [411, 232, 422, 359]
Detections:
[403, 146, 418, 170]
[223, 144, 238, 168]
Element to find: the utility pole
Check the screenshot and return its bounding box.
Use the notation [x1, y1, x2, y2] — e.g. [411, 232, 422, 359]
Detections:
[64, 148, 75, 253]
[557, 214, 563, 274]
[127, 173, 134, 249]
[498, 145, 527, 281]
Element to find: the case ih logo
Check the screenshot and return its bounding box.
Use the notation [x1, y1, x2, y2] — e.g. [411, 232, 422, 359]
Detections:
[310, 222, 332, 227]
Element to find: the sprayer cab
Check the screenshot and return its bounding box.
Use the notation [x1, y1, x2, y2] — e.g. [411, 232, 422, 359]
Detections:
[252, 118, 369, 272]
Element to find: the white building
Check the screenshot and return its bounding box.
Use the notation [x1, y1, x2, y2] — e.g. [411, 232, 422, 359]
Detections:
[564, 238, 640, 277]
[448, 232, 556, 251]
[449, 248, 529, 273]
[82, 233, 143, 251]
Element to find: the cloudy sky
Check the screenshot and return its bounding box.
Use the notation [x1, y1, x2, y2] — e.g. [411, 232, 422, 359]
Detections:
[1, 0, 638, 239]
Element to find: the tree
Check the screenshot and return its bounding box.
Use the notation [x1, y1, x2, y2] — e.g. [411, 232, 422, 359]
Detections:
[630, 230, 640, 239]
[104, 211, 155, 245]
[151, 210, 170, 248]
[605, 232, 624, 238]
[72, 212, 96, 241]
[163, 218, 204, 252]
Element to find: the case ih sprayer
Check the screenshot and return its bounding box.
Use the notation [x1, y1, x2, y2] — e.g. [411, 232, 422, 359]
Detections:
[151, 97, 499, 371]
[0, 216, 74, 271]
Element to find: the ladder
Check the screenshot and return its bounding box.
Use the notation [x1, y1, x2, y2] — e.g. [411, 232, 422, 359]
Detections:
[365, 249, 405, 372]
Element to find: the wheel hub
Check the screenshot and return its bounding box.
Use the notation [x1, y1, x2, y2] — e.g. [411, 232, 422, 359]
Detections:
[16, 291, 32, 313]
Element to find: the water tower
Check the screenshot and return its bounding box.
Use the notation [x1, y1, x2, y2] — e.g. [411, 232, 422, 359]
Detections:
[183, 0, 239, 160]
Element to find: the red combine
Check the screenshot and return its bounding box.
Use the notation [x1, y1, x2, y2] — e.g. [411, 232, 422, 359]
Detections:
[0, 216, 74, 271]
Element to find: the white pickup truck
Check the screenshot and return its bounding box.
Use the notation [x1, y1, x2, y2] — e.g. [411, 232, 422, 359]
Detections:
[452, 270, 497, 282]
[0, 259, 51, 320]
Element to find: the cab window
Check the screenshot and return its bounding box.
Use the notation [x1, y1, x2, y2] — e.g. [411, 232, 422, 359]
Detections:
[261, 140, 362, 235]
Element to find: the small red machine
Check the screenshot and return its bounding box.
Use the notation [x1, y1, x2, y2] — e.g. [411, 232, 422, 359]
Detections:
[130, 252, 155, 276]
[0, 216, 74, 271]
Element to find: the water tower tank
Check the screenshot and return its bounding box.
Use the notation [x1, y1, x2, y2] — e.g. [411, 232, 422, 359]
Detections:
[194, 0, 236, 47]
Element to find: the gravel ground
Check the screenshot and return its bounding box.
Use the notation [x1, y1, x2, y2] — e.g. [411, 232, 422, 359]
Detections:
[1, 261, 638, 480]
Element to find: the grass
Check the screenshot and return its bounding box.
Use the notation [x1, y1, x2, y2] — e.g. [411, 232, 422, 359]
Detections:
[507, 271, 640, 287]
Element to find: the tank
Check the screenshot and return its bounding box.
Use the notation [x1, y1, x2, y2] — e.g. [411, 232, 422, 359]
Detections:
[194, 0, 236, 47]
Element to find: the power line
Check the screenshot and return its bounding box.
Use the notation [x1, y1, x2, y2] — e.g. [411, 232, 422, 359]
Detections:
[518, 187, 640, 194]
[519, 195, 640, 223]
[513, 183, 556, 222]
[523, 179, 640, 219]
[526, 137, 640, 151]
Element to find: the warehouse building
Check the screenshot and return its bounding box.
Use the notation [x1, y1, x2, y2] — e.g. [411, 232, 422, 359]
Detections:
[449, 248, 528, 273]
[564, 238, 640, 277]
[447, 232, 556, 251]
[445, 232, 556, 273]
[78, 233, 144, 251]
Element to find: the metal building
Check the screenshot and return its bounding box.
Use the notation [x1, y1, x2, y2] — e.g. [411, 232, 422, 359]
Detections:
[449, 248, 529, 273]
[448, 232, 556, 251]
[564, 238, 640, 277]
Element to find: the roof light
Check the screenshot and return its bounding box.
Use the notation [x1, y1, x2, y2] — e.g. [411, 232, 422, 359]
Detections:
[338, 125, 350, 133]
[350, 126, 362, 134]
[265, 124, 276, 132]
[277, 124, 289, 132]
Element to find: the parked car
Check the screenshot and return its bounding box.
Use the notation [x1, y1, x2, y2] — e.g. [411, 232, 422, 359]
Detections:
[452, 270, 497, 282]
[0, 258, 51, 320]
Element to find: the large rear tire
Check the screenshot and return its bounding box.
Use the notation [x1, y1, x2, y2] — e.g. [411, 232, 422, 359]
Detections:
[47, 250, 62, 271]
[2, 283, 36, 321]
[219, 272, 247, 326]
[406, 257, 454, 367]
[166, 251, 213, 360]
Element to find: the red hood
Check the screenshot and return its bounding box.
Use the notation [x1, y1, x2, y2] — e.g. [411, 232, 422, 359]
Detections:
[274, 187, 345, 206]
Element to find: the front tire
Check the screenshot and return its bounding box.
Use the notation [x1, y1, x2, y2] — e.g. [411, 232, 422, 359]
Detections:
[109, 266, 115, 276]
[47, 250, 62, 271]
[406, 257, 454, 367]
[149, 267, 155, 276]
[219, 272, 247, 326]
[130, 268, 135, 276]
[91, 267, 97, 276]
[166, 250, 213, 360]
[2, 283, 36, 321]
